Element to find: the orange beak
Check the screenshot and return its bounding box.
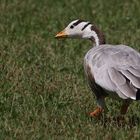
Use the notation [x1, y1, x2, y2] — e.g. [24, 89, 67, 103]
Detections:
[55, 30, 67, 38]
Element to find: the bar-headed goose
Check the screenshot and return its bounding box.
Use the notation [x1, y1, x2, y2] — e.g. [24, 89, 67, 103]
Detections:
[55, 19, 140, 117]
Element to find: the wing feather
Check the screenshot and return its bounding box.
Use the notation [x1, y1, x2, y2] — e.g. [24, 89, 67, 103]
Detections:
[116, 90, 128, 99]
[120, 70, 140, 88]
[108, 68, 126, 86]
[108, 68, 136, 100]
[128, 67, 140, 78]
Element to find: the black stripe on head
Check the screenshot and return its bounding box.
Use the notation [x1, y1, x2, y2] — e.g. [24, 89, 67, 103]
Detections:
[81, 22, 91, 31]
[73, 19, 84, 26]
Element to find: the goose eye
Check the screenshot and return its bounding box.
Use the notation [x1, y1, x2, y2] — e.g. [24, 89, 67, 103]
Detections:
[70, 25, 74, 29]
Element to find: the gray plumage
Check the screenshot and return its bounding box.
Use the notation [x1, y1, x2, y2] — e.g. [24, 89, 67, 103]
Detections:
[84, 44, 140, 100]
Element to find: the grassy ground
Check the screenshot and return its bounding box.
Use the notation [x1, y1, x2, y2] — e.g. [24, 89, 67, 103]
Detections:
[0, 0, 140, 139]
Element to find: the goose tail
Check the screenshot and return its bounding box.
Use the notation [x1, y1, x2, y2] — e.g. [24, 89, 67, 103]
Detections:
[136, 89, 140, 100]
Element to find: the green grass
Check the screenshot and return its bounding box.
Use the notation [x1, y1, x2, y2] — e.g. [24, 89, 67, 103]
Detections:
[0, 0, 140, 139]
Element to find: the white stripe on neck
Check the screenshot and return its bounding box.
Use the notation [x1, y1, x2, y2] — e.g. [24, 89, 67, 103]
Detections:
[83, 29, 99, 46]
[91, 30, 99, 46]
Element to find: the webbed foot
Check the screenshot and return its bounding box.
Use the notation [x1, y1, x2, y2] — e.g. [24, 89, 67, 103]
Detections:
[89, 107, 104, 117]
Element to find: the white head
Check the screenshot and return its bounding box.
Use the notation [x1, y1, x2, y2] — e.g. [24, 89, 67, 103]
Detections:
[55, 19, 105, 46]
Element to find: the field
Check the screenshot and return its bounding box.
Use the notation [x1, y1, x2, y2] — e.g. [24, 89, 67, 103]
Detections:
[0, 0, 140, 139]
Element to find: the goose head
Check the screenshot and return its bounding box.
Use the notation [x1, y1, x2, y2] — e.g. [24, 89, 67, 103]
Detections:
[55, 19, 105, 46]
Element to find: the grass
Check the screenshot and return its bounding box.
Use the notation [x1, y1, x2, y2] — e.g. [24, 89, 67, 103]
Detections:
[0, 0, 140, 139]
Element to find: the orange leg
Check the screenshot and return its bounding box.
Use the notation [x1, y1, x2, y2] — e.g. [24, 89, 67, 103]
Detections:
[89, 107, 104, 117]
